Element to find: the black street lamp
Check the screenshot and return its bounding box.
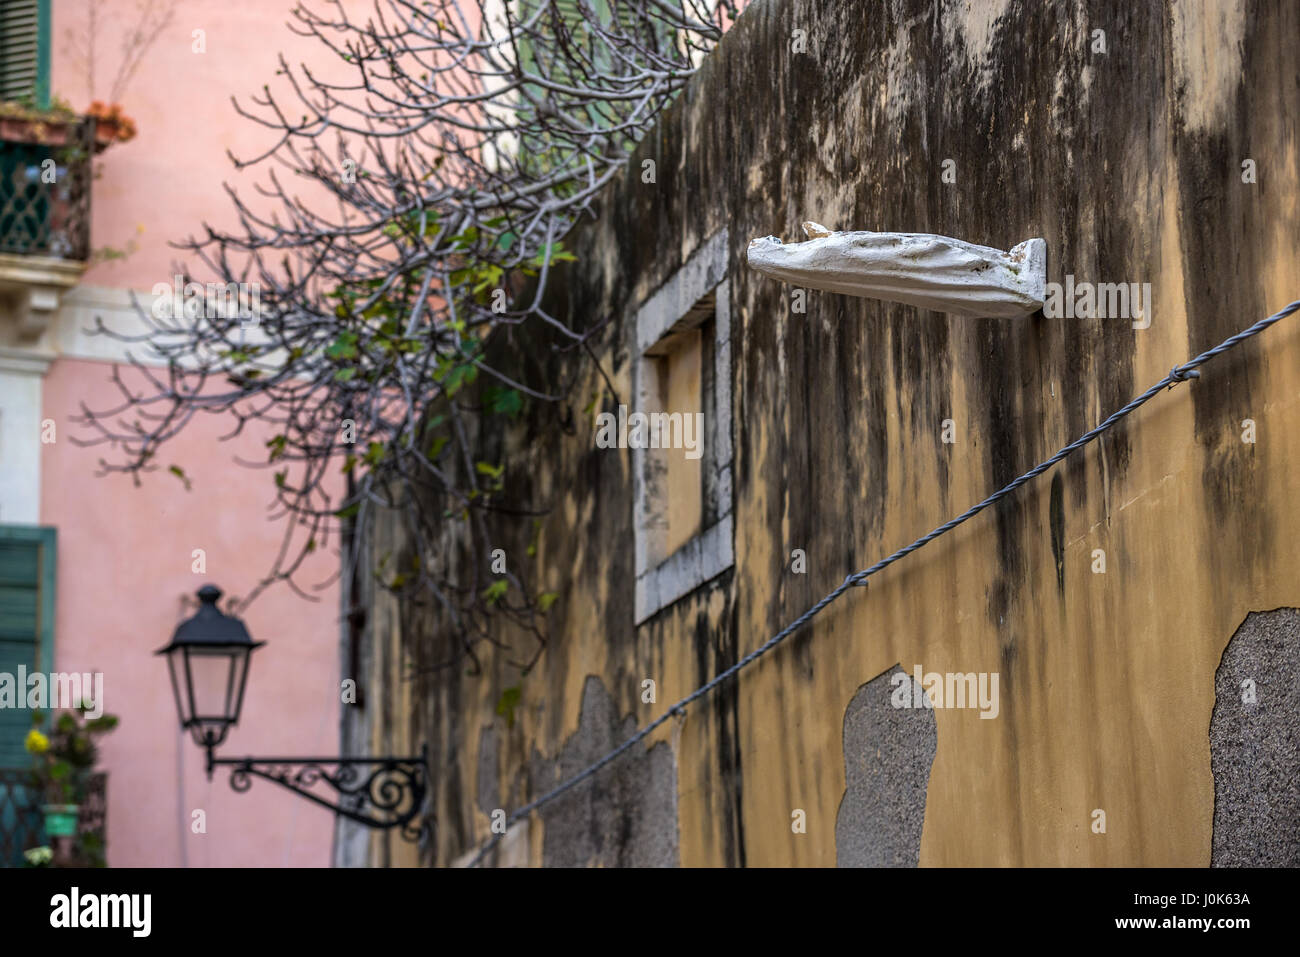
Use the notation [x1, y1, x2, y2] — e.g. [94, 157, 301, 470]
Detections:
[157, 585, 263, 751]
[158, 585, 427, 838]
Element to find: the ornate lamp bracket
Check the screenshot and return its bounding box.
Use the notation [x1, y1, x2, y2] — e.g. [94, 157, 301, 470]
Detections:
[206, 745, 429, 841]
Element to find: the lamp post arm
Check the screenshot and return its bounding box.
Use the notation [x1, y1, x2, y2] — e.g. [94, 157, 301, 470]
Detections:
[206, 746, 430, 841]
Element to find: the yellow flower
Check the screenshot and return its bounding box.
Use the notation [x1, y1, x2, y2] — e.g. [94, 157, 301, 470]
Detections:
[24, 729, 49, 754]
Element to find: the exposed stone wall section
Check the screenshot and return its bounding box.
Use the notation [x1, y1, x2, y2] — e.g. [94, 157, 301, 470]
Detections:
[476, 725, 500, 818]
[836, 666, 936, 867]
[1210, 608, 1300, 866]
[529, 676, 678, 867]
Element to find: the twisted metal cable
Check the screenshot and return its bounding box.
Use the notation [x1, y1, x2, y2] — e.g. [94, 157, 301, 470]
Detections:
[467, 299, 1300, 867]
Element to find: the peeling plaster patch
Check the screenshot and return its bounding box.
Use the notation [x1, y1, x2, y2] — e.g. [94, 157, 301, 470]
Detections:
[531, 676, 678, 867]
[1210, 608, 1300, 867]
[1170, 0, 1246, 133]
[941, 0, 1013, 95]
[476, 724, 500, 817]
[836, 666, 937, 867]
[1079, 64, 1094, 99]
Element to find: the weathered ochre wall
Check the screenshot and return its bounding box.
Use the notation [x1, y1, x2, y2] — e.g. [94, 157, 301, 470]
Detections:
[359, 0, 1300, 867]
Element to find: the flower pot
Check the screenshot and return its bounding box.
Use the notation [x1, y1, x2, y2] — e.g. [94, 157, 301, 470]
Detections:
[0, 115, 72, 147]
[93, 121, 118, 148]
[41, 804, 80, 838]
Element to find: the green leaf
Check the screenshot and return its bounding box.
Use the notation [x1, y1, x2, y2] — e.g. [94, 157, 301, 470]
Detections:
[495, 686, 521, 729]
[266, 434, 287, 461]
[334, 502, 361, 519]
[485, 386, 523, 418]
[168, 465, 192, 491]
[482, 579, 508, 605]
[333, 367, 357, 382]
[471, 265, 503, 294]
[427, 436, 449, 460]
[325, 331, 359, 360]
[528, 240, 578, 268]
[475, 461, 504, 479]
[537, 591, 559, 612]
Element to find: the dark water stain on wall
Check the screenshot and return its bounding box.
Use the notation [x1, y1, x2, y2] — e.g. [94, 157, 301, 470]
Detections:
[1050, 472, 1066, 596]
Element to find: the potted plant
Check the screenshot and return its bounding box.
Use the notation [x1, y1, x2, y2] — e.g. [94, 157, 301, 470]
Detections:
[0, 96, 81, 147]
[25, 705, 118, 849]
[85, 101, 137, 147]
[0, 97, 136, 152]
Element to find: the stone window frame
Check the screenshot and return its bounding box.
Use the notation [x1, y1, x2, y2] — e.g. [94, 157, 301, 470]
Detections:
[632, 229, 733, 624]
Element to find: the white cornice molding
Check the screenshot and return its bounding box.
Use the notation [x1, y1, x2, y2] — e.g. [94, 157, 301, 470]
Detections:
[50, 283, 170, 365]
[0, 253, 89, 348]
[0, 347, 54, 377]
[0, 252, 85, 290]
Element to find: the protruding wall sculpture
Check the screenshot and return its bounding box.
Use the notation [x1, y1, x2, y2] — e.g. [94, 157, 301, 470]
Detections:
[747, 222, 1047, 318]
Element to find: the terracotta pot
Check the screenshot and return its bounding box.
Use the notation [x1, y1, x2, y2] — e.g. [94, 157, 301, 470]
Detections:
[93, 120, 117, 148]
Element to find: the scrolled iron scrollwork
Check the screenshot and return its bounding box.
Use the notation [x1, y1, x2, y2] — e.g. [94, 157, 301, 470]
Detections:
[208, 748, 428, 838]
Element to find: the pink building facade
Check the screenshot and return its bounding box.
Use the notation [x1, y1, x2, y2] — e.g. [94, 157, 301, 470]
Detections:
[1, 0, 339, 866]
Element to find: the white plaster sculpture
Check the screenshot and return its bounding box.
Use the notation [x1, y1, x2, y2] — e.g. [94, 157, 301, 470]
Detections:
[747, 222, 1047, 318]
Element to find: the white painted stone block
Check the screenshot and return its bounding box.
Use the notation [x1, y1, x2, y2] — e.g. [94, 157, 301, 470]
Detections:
[747, 225, 1047, 319]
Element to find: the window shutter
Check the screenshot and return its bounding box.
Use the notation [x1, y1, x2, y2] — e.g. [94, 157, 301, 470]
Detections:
[0, 0, 50, 108]
[0, 527, 55, 768]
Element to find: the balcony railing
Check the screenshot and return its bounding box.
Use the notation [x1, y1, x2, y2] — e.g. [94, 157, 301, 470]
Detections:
[0, 768, 107, 867]
[0, 115, 94, 261]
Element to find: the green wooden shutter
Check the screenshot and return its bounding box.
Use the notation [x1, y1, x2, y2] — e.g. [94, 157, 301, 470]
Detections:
[0, 526, 55, 768]
[0, 0, 50, 108]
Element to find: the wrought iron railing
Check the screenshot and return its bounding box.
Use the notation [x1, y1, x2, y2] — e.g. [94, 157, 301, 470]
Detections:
[0, 116, 93, 260]
[0, 768, 106, 866]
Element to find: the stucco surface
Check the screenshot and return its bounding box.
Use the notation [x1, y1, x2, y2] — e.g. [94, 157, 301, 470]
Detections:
[360, 0, 1300, 867]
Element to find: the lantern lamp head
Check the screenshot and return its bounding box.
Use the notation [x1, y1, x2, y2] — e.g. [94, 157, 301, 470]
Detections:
[156, 585, 264, 753]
